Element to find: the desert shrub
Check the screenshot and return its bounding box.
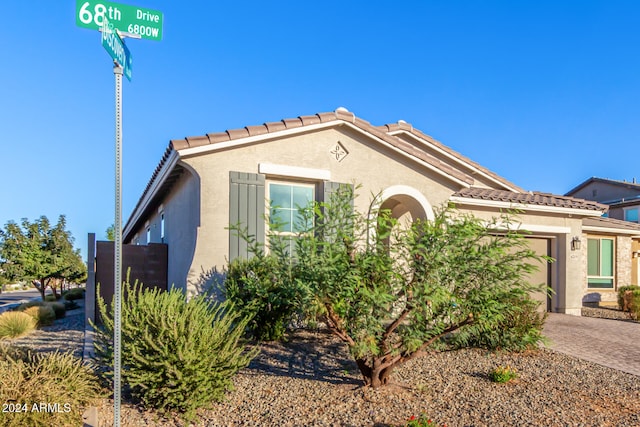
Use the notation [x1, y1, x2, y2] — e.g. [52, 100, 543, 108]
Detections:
[63, 299, 80, 311]
[0, 311, 37, 339]
[47, 301, 66, 319]
[24, 304, 56, 327]
[629, 289, 640, 320]
[16, 300, 44, 311]
[489, 365, 519, 383]
[224, 254, 310, 341]
[93, 280, 259, 421]
[44, 294, 58, 302]
[618, 285, 640, 311]
[0, 348, 103, 427]
[62, 287, 85, 301]
[450, 294, 548, 351]
[0, 342, 30, 361]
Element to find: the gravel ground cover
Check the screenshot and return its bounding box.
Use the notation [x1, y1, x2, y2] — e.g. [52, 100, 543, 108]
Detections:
[4, 303, 640, 426]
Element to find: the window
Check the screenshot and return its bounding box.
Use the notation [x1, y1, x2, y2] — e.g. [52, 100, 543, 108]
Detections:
[587, 238, 614, 288]
[624, 207, 639, 223]
[160, 213, 165, 242]
[268, 183, 314, 255]
[146, 227, 151, 244]
[269, 183, 314, 233]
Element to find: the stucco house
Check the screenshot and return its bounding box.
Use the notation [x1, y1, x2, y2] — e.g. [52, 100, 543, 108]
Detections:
[566, 177, 640, 300]
[122, 108, 638, 315]
[566, 177, 640, 223]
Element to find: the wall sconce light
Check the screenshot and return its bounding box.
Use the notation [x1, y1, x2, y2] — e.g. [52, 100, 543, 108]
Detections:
[571, 236, 582, 251]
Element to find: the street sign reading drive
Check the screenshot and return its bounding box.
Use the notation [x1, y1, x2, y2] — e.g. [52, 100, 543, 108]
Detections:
[76, 0, 163, 41]
[102, 19, 132, 81]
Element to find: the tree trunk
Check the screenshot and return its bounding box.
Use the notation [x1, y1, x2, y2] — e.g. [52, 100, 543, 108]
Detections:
[33, 279, 46, 301]
[356, 357, 395, 388]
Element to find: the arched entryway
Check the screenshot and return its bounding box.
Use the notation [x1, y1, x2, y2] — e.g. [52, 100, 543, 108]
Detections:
[368, 185, 434, 246]
[376, 185, 434, 224]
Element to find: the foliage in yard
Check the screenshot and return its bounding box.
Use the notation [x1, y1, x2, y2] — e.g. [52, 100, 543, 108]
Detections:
[0, 215, 87, 300]
[93, 280, 259, 420]
[24, 304, 56, 327]
[618, 285, 640, 312]
[450, 293, 547, 351]
[62, 287, 86, 300]
[47, 301, 67, 319]
[489, 365, 519, 383]
[224, 224, 312, 341]
[0, 345, 103, 427]
[623, 288, 640, 320]
[250, 185, 549, 388]
[0, 311, 36, 339]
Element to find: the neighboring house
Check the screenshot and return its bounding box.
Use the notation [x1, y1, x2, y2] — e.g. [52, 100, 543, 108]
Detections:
[123, 108, 631, 315]
[566, 177, 640, 302]
[566, 177, 640, 222]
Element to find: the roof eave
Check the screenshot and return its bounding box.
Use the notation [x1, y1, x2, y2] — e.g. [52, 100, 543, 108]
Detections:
[175, 119, 474, 188]
[449, 195, 605, 217]
[123, 149, 179, 240]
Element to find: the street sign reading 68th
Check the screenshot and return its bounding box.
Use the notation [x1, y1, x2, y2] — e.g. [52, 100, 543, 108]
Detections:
[76, 0, 163, 41]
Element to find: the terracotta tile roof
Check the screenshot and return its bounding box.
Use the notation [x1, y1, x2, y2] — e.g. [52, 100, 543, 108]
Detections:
[380, 122, 524, 193]
[583, 216, 640, 233]
[170, 109, 477, 186]
[452, 188, 607, 212]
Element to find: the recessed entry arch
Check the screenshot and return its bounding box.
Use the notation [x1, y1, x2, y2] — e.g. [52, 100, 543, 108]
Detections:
[376, 185, 435, 223]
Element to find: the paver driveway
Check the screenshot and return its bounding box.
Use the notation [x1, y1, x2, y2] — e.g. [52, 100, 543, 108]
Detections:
[543, 313, 640, 377]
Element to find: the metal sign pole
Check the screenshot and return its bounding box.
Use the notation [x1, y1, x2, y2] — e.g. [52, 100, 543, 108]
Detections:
[113, 63, 123, 427]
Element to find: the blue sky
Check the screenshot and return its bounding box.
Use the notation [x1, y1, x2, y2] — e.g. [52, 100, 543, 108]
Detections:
[2, 1, 640, 258]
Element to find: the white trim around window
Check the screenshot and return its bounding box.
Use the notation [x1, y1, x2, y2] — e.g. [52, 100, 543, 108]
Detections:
[259, 163, 330, 181]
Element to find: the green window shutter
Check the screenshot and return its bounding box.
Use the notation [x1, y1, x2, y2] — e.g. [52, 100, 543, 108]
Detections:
[320, 181, 354, 240]
[322, 181, 353, 208]
[229, 171, 265, 261]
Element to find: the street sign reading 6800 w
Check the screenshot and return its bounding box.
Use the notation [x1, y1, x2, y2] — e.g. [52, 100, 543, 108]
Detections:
[76, 0, 163, 41]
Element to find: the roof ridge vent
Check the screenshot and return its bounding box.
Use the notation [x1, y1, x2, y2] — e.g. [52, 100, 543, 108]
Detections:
[335, 106, 349, 113]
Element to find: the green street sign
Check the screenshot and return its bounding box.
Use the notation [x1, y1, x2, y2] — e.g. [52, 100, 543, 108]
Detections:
[76, 0, 163, 41]
[102, 19, 132, 81]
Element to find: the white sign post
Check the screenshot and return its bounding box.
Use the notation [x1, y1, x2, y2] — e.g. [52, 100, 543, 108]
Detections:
[77, 3, 162, 425]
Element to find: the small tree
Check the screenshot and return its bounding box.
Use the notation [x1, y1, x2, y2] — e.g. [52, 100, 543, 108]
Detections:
[0, 216, 86, 300]
[292, 186, 549, 388]
[105, 224, 115, 241]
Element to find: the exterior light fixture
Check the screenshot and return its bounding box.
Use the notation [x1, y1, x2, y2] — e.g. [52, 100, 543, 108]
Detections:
[571, 236, 582, 251]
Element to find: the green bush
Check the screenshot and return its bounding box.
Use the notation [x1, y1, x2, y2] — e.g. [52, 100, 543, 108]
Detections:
[63, 299, 80, 311]
[489, 365, 519, 383]
[450, 294, 548, 352]
[16, 300, 45, 311]
[93, 280, 259, 421]
[0, 311, 37, 339]
[224, 255, 309, 341]
[44, 294, 58, 302]
[0, 347, 103, 427]
[629, 289, 640, 320]
[618, 285, 640, 311]
[47, 301, 66, 319]
[62, 287, 85, 301]
[24, 304, 56, 327]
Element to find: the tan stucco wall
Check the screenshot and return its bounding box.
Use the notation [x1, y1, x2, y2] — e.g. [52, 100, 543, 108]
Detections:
[128, 166, 201, 292]
[452, 207, 585, 315]
[179, 126, 463, 294]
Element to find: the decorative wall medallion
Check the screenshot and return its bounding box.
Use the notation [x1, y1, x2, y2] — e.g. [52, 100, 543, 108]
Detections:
[330, 141, 349, 162]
